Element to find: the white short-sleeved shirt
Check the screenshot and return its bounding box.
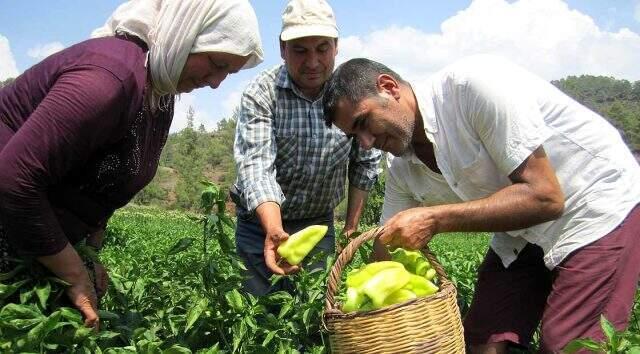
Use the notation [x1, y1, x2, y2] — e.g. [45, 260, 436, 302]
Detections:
[381, 55, 640, 269]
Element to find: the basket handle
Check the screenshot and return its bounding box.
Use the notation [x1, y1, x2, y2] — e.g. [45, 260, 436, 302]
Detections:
[324, 226, 449, 313]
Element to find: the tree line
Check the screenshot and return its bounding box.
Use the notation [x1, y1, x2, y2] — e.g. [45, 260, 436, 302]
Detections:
[1, 74, 638, 213]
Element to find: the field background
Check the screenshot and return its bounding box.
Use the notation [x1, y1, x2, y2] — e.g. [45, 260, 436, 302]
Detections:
[0, 76, 639, 352]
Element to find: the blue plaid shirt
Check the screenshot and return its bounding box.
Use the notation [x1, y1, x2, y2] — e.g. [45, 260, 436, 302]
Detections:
[233, 65, 382, 220]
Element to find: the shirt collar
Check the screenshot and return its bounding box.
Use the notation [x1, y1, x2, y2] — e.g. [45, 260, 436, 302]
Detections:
[413, 82, 438, 135]
[275, 65, 292, 90]
[405, 82, 439, 166]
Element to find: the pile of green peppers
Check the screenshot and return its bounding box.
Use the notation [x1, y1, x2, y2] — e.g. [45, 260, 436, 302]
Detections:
[341, 248, 439, 312]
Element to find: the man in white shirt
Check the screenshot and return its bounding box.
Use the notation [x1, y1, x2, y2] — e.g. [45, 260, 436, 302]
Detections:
[322, 56, 640, 353]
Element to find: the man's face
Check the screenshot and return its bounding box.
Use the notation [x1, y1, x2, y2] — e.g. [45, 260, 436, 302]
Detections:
[332, 94, 415, 157]
[281, 36, 337, 94]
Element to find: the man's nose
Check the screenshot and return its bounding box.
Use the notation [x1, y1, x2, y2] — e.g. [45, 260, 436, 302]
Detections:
[207, 72, 228, 89]
[305, 52, 320, 69]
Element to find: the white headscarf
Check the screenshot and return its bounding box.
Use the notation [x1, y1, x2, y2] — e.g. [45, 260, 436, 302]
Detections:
[92, 0, 263, 99]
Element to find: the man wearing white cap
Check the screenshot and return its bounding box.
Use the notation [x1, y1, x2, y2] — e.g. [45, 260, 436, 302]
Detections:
[232, 0, 381, 295]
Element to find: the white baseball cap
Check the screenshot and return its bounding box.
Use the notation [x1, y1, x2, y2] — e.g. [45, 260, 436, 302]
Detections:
[280, 0, 338, 41]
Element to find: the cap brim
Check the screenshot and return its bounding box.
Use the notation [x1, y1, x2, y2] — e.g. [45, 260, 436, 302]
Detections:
[280, 24, 338, 41]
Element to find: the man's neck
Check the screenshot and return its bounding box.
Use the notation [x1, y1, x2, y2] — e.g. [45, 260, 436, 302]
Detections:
[408, 85, 441, 173]
[299, 86, 322, 101]
[287, 72, 323, 101]
[408, 84, 427, 146]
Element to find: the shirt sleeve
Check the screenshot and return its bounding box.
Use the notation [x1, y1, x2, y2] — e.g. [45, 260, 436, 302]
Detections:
[233, 81, 284, 213]
[0, 65, 127, 256]
[348, 140, 383, 191]
[463, 63, 553, 175]
[379, 162, 420, 225]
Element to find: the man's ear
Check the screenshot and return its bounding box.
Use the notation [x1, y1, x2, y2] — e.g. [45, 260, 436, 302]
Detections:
[280, 39, 286, 60]
[376, 74, 401, 100]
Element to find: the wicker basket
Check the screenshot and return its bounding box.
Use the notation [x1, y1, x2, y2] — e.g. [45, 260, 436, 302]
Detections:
[323, 227, 465, 354]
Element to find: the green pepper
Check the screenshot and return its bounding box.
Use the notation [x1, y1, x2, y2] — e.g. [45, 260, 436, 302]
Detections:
[362, 267, 411, 307]
[425, 268, 437, 281]
[358, 300, 375, 312]
[390, 248, 433, 276]
[414, 259, 431, 276]
[342, 287, 367, 312]
[403, 274, 439, 297]
[381, 288, 417, 307]
[277, 225, 328, 265]
[345, 261, 405, 289]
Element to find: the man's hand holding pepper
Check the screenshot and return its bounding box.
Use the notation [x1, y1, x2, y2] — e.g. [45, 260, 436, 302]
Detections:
[256, 201, 300, 275]
[264, 227, 300, 275]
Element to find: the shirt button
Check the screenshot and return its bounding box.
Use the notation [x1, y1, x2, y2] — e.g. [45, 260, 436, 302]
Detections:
[453, 182, 458, 187]
[513, 248, 519, 255]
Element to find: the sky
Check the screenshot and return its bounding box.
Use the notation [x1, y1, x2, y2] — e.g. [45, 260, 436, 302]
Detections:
[1, 0, 640, 133]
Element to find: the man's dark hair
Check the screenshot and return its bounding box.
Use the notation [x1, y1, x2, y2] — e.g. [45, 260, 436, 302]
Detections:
[323, 58, 405, 126]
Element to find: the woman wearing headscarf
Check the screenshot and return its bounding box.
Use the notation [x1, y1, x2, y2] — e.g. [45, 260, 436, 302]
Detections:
[0, 0, 263, 329]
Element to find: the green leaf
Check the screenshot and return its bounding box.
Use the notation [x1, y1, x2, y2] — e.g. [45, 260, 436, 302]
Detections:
[0, 303, 43, 321]
[59, 307, 82, 323]
[27, 310, 61, 343]
[628, 346, 640, 354]
[266, 291, 293, 304]
[46, 276, 71, 287]
[196, 343, 221, 354]
[302, 308, 312, 328]
[167, 237, 195, 255]
[206, 214, 219, 226]
[231, 257, 247, 271]
[278, 303, 292, 319]
[564, 338, 603, 353]
[98, 331, 121, 340]
[34, 281, 51, 309]
[184, 298, 209, 333]
[600, 314, 617, 345]
[262, 330, 277, 347]
[75, 242, 100, 263]
[225, 289, 245, 312]
[0, 279, 29, 300]
[270, 275, 284, 286]
[0, 264, 26, 281]
[219, 214, 235, 228]
[98, 309, 120, 321]
[163, 345, 192, 354]
[19, 287, 35, 304]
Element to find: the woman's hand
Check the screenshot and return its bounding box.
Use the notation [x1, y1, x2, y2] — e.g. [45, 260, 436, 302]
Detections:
[37, 244, 100, 330]
[66, 272, 100, 329]
[93, 261, 109, 299]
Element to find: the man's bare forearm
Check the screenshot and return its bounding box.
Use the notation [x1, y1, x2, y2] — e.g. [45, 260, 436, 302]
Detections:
[255, 201, 284, 234]
[431, 181, 564, 234]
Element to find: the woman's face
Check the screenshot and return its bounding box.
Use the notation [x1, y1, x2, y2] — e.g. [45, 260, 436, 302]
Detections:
[177, 52, 249, 93]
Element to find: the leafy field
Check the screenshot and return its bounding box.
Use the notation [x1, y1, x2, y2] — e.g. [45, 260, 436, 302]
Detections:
[1, 202, 639, 353]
